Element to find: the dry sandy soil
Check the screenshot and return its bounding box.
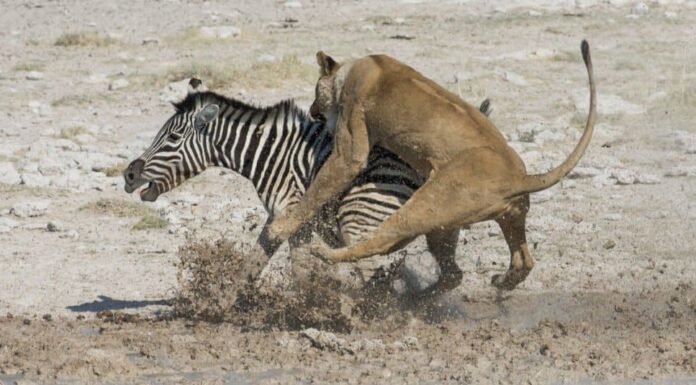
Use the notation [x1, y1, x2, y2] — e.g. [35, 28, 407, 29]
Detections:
[1, 0, 696, 384]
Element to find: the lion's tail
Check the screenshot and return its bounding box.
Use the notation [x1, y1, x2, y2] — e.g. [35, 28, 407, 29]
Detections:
[515, 40, 596, 195]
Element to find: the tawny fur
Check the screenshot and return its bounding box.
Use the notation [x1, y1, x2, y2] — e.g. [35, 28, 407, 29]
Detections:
[268, 41, 597, 293]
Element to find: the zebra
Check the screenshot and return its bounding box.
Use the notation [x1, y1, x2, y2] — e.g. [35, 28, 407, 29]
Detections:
[124, 79, 491, 286]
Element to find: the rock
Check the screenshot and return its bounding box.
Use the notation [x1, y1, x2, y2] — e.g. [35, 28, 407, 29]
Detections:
[611, 169, 636, 185]
[569, 166, 602, 179]
[670, 130, 696, 154]
[60, 229, 79, 239]
[665, 165, 696, 177]
[283, 1, 302, 8]
[593, 123, 625, 143]
[664, 11, 677, 19]
[11, 200, 50, 218]
[528, 10, 542, 16]
[0, 162, 21, 185]
[199, 26, 241, 39]
[142, 37, 159, 45]
[603, 240, 616, 250]
[648, 91, 668, 102]
[301, 328, 353, 355]
[109, 78, 129, 90]
[634, 173, 661, 185]
[46, 221, 64, 232]
[0, 217, 19, 233]
[27, 101, 52, 116]
[571, 90, 645, 115]
[85, 73, 108, 84]
[256, 54, 276, 63]
[25, 71, 44, 80]
[503, 71, 528, 86]
[631, 2, 649, 14]
[20, 173, 51, 187]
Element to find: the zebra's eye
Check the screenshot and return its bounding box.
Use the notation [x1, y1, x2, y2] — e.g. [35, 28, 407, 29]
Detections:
[168, 132, 181, 142]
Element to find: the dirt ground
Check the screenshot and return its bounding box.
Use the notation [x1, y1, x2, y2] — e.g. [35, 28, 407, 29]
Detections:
[1, 0, 696, 384]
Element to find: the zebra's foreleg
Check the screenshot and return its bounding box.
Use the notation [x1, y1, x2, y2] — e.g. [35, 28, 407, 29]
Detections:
[266, 103, 371, 245]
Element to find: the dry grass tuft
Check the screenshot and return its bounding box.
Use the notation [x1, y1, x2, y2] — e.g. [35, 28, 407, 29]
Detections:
[132, 54, 316, 91]
[55, 31, 115, 47]
[55, 126, 89, 141]
[13, 62, 45, 72]
[102, 162, 129, 177]
[81, 198, 168, 231]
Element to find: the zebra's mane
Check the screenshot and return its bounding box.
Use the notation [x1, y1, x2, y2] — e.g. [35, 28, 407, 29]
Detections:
[172, 91, 310, 122]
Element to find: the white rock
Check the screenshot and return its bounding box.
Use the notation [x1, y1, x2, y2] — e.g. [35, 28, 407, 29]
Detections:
[11, 200, 50, 218]
[0, 162, 21, 185]
[664, 11, 677, 19]
[503, 71, 528, 86]
[256, 54, 276, 63]
[528, 10, 542, 16]
[665, 165, 696, 177]
[25, 71, 44, 80]
[631, 2, 649, 14]
[301, 328, 352, 354]
[199, 26, 241, 39]
[572, 89, 646, 115]
[109, 78, 129, 90]
[27, 101, 52, 116]
[648, 91, 668, 102]
[20, 173, 51, 187]
[569, 166, 602, 179]
[593, 122, 625, 143]
[85, 73, 108, 84]
[635, 173, 661, 185]
[283, 0, 302, 7]
[0, 217, 19, 231]
[611, 169, 636, 185]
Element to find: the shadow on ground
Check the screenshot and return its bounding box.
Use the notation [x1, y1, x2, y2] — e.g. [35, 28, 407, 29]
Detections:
[66, 295, 170, 313]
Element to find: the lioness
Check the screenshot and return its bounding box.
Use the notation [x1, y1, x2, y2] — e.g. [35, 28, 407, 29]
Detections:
[266, 41, 596, 293]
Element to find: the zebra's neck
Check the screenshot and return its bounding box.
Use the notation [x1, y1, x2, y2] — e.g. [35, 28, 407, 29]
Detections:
[200, 96, 332, 214]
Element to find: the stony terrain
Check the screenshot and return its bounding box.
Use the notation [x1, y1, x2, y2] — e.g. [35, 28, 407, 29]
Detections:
[1, 0, 696, 384]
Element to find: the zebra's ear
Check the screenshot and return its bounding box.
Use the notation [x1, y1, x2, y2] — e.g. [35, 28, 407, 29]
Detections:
[194, 104, 220, 131]
[316, 51, 338, 76]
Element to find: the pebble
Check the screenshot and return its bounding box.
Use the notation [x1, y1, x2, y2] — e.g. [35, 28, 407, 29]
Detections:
[283, 0, 302, 8]
[603, 240, 616, 250]
[142, 37, 159, 45]
[25, 71, 44, 80]
[503, 71, 528, 86]
[47, 221, 64, 232]
[0, 162, 21, 185]
[11, 200, 50, 218]
[27, 101, 52, 116]
[569, 166, 602, 179]
[0, 217, 19, 233]
[199, 26, 241, 39]
[109, 78, 129, 91]
[631, 2, 649, 14]
[20, 173, 51, 187]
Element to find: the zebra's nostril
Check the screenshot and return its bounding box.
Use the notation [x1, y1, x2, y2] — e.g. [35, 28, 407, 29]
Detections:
[127, 172, 135, 181]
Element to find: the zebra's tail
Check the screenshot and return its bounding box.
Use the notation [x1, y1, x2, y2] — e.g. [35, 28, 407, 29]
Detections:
[514, 40, 596, 196]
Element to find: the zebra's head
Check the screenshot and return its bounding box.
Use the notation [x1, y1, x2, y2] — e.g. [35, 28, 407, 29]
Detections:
[124, 79, 220, 201]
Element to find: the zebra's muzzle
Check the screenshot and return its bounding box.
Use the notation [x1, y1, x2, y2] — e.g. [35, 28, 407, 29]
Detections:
[123, 159, 148, 194]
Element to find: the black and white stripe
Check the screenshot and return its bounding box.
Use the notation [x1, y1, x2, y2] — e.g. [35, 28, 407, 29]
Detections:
[134, 91, 421, 244]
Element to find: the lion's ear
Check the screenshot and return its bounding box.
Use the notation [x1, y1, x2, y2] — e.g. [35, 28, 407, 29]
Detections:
[316, 51, 337, 75]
